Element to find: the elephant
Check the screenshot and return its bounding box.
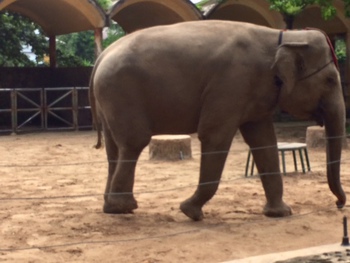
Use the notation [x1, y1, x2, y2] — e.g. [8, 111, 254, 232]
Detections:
[89, 20, 346, 221]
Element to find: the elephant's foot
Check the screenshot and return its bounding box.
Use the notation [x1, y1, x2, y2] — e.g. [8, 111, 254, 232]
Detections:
[103, 193, 138, 214]
[180, 199, 204, 221]
[263, 201, 292, 217]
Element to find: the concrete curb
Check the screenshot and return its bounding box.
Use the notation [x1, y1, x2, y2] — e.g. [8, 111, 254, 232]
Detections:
[222, 243, 349, 263]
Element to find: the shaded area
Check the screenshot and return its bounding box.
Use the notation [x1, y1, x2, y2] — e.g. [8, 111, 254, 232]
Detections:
[0, 67, 92, 88]
[0, 68, 93, 133]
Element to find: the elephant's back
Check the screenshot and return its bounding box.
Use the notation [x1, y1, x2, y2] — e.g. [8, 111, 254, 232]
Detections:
[102, 20, 277, 68]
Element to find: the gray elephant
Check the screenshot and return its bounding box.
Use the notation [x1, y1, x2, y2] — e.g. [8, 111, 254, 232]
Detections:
[89, 20, 346, 221]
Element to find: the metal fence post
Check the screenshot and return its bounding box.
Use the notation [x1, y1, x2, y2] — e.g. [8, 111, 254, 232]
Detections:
[72, 87, 78, 130]
[11, 89, 17, 133]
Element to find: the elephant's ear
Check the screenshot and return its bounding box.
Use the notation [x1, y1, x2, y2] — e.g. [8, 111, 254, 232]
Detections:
[272, 42, 309, 94]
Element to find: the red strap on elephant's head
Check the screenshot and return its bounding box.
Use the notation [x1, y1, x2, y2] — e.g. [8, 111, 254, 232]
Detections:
[305, 27, 339, 71]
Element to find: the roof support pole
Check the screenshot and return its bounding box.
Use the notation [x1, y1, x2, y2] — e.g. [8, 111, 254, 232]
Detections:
[94, 28, 103, 59]
[49, 35, 56, 68]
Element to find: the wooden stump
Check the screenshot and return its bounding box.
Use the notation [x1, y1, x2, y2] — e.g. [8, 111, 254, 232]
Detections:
[306, 126, 347, 149]
[149, 135, 192, 161]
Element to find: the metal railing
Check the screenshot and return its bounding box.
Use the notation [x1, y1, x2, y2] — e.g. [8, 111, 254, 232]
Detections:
[0, 87, 92, 134]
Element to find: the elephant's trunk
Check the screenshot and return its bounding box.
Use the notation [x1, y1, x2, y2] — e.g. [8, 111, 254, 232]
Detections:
[322, 93, 346, 208]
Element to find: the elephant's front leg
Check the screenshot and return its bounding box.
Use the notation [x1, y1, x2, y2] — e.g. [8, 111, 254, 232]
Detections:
[180, 130, 235, 221]
[240, 119, 292, 217]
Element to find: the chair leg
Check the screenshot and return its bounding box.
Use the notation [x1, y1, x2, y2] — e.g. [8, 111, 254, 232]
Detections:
[247, 145, 310, 177]
[245, 151, 251, 177]
[245, 150, 256, 177]
[298, 149, 306, 173]
[292, 150, 297, 172]
[304, 148, 311, 172]
[250, 158, 255, 176]
[281, 150, 286, 175]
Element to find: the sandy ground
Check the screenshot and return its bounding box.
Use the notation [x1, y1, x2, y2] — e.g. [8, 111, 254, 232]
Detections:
[0, 123, 350, 263]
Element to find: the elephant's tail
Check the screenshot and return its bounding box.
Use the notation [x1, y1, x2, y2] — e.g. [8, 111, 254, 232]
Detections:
[89, 64, 103, 149]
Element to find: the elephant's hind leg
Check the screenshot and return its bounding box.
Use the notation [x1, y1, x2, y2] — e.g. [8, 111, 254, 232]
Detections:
[103, 127, 148, 214]
[103, 150, 139, 214]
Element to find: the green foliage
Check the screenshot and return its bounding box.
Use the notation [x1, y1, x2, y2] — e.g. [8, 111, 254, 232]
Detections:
[56, 22, 125, 67]
[96, 0, 111, 10]
[0, 0, 122, 67]
[0, 12, 48, 67]
[335, 39, 347, 63]
[56, 0, 126, 67]
[267, 0, 342, 28]
[268, 0, 336, 19]
[194, 0, 226, 11]
[344, 0, 350, 16]
[55, 0, 109, 66]
[103, 22, 125, 48]
[195, 0, 217, 11]
[56, 31, 95, 67]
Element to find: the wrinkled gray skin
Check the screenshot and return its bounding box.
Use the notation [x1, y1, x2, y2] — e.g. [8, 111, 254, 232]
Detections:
[89, 20, 346, 221]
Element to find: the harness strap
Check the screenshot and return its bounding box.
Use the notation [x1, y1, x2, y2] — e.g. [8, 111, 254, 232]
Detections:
[298, 60, 333, 81]
[278, 30, 284, 46]
[305, 27, 339, 70]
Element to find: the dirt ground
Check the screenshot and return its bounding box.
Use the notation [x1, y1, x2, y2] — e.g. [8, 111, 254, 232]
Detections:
[1, 123, 350, 263]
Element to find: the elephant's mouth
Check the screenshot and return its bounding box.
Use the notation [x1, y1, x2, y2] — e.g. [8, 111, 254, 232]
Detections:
[312, 107, 325, 127]
[291, 109, 324, 126]
[312, 112, 324, 126]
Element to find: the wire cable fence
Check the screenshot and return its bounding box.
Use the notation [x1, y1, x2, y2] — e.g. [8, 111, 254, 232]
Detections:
[0, 134, 348, 199]
[0, 132, 349, 254]
[0, 203, 346, 253]
[0, 133, 346, 167]
[0, 156, 347, 202]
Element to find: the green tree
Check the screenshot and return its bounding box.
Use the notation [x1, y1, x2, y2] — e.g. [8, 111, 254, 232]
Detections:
[195, 0, 223, 11]
[0, 12, 48, 66]
[56, 22, 125, 67]
[267, 0, 350, 29]
[335, 39, 347, 63]
[267, 0, 350, 61]
[0, 0, 125, 67]
[56, 30, 96, 66]
[56, 0, 125, 66]
[103, 22, 125, 49]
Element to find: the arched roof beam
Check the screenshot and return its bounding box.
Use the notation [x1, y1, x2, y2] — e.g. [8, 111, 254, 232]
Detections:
[109, 0, 203, 33]
[205, 0, 284, 29]
[0, 0, 107, 36]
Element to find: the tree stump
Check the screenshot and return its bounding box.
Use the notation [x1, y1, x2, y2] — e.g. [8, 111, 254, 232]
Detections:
[149, 135, 192, 161]
[306, 126, 347, 149]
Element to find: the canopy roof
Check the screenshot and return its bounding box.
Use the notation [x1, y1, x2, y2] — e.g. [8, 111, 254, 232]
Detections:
[109, 0, 203, 33]
[204, 0, 284, 28]
[1, 0, 349, 36]
[294, 6, 347, 35]
[0, 0, 106, 36]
